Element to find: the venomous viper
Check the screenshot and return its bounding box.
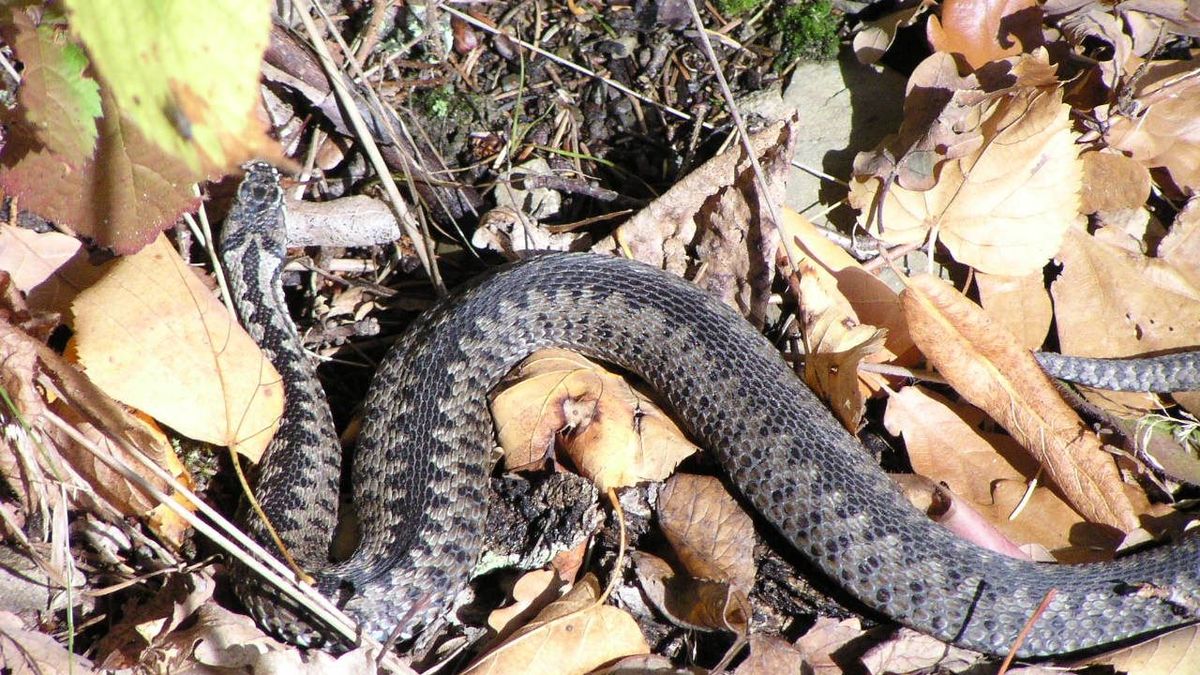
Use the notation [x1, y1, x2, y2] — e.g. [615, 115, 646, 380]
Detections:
[220, 163, 1200, 658]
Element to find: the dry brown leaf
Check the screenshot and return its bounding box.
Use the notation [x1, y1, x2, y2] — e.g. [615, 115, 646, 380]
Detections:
[852, 0, 936, 65]
[492, 349, 698, 491]
[0, 610, 99, 673]
[632, 552, 750, 636]
[0, 224, 83, 293]
[1159, 198, 1200, 289]
[1106, 59, 1200, 194]
[486, 569, 566, 637]
[975, 271, 1052, 350]
[592, 118, 797, 326]
[779, 209, 914, 363]
[849, 60, 1082, 275]
[902, 273, 1140, 530]
[927, 0, 1043, 70]
[794, 617, 868, 675]
[463, 574, 649, 675]
[885, 386, 1131, 558]
[891, 472, 1038, 561]
[734, 635, 809, 674]
[1080, 151, 1152, 213]
[656, 474, 756, 594]
[71, 235, 282, 461]
[1081, 624, 1200, 674]
[0, 315, 188, 543]
[860, 627, 982, 674]
[590, 654, 682, 673]
[1053, 228, 1200, 418]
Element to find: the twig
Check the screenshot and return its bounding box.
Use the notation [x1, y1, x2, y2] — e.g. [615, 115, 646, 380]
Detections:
[290, 0, 445, 295]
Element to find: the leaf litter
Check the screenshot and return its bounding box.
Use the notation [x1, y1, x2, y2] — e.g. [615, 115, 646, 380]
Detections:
[2, 0, 1200, 673]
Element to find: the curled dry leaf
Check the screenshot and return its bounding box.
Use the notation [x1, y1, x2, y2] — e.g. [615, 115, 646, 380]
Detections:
[901, 273, 1140, 530]
[926, 0, 1043, 70]
[656, 474, 756, 594]
[778, 209, 909, 428]
[492, 349, 698, 491]
[632, 551, 750, 636]
[1106, 58, 1200, 194]
[70, 235, 283, 462]
[487, 568, 567, 638]
[463, 574, 648, 675]
[852, 0, 936, 65]
[859, 627, 982, 674]
[890, 472, 1037, 561]
[849, 54, 1083, 275]
[794, 617, 868, 675]
[592, 118, 797, 326]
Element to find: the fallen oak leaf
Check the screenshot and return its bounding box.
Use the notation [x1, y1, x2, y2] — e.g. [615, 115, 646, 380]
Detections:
[462, 574, 649, 675]
[901, 273, 1140, 531]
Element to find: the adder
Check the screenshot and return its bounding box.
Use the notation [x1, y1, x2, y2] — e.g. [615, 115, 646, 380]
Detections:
[219, 163, 1200, 659]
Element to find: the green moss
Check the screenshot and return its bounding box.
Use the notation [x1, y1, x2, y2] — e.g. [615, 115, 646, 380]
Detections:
[775, 0, 840, 65]
[412, 84, 479, 123]
[716, 0, 764, 16]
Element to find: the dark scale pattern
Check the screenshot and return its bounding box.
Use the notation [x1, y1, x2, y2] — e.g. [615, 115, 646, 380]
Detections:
[223, 166, 1200, 656]
[1037, 351, 1200, 392]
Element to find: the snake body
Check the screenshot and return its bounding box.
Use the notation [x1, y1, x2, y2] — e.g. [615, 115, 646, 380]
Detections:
[221, 165, 1200, 658]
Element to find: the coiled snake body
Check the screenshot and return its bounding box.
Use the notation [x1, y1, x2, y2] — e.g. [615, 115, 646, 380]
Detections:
[221, 165, 1200, 658]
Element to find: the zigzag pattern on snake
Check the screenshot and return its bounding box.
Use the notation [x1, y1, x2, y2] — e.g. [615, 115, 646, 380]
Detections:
[220, 163, 1200, 659]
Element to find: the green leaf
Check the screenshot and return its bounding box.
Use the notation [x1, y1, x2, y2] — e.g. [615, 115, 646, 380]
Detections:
[62, 0, 277, 174]
[6, 9, 102, 165]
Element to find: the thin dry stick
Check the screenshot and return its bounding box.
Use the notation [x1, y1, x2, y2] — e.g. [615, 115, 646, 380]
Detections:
[38, 409, 419, 667]
[290, 0, 445, 295]
[998, 589, 1057, 674]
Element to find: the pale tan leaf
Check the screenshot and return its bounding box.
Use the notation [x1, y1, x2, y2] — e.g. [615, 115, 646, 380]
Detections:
[463, 574, 649, 675]
[1052, 228, 1200, 417]
[1106, 59, 1200, 193]
[902, 274, 1140, 530]
[486, 569, 565, 637]
[860, 627, 982, 674]
[492, 349, 698, 490]
[1080, 151, 1152, 213]
[794, 617, 867, 675]
[656, 474, 756, 594]
[885, 386, 1132, 558]
[779, 208, 913, 363]
[975, 271, 1052, 350]
[0, 224, 83, 293]
[1082, 624, 1200, 674]
[71, 235, 282, 461]
[849, 77, 1083, 275]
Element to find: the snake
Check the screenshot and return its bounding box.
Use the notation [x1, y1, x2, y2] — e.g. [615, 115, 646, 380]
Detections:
[219, 163, 1200, 659]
